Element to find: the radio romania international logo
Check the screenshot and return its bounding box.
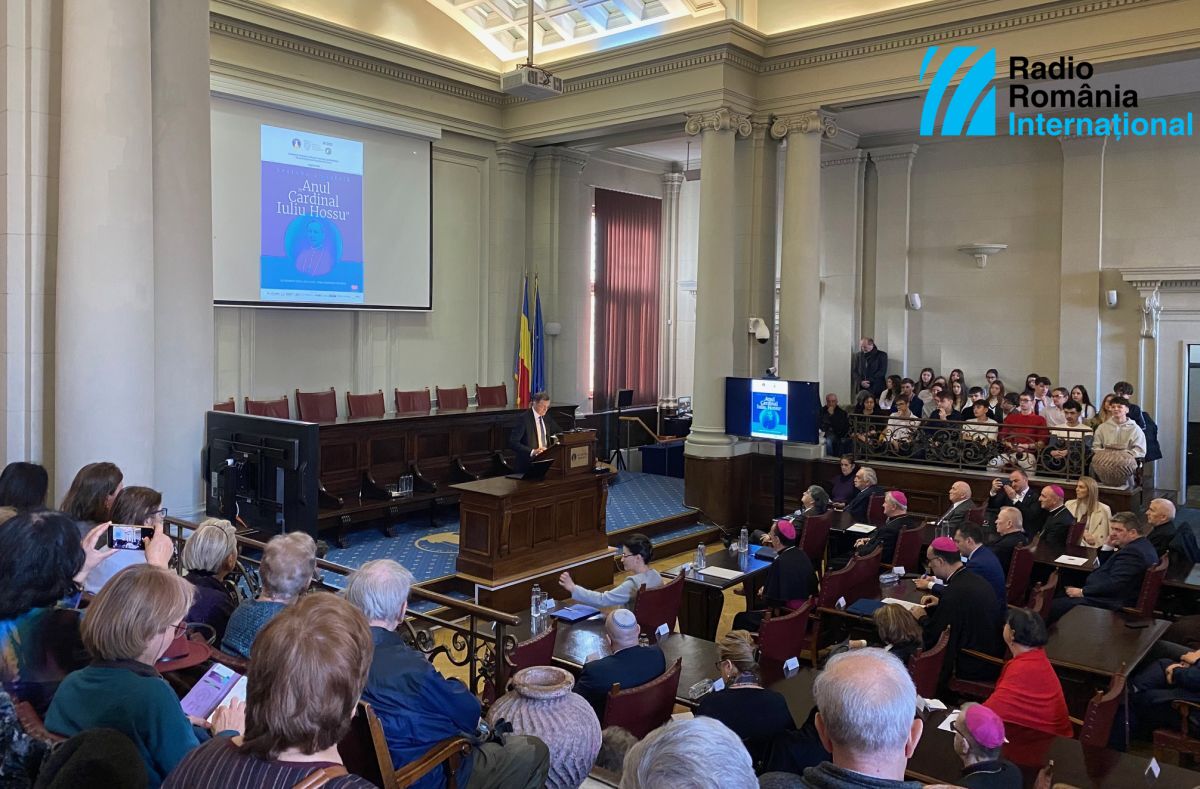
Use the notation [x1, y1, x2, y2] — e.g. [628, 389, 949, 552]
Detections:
[919, 46, 997, 137]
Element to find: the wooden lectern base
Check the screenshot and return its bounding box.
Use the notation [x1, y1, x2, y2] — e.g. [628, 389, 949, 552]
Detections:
[459, 547, 616, 612]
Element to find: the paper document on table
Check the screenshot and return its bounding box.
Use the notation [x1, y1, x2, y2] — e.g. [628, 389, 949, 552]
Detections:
[1055, 554, 1090, 566]
[938, 710, 960, 732]
[846, 523, 876, 534]
[881, 597, 924, 614]
[699, 566, 744, 581]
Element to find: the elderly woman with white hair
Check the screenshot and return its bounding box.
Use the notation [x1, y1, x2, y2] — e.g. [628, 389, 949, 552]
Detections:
[219, 532, 316, 659]
[620, 716, 758, 789]
[181, 518, 240, 642]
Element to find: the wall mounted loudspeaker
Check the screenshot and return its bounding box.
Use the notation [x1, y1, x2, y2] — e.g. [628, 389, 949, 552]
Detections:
[906, 293, 922, 311]
[1105, 290, 1118, 309]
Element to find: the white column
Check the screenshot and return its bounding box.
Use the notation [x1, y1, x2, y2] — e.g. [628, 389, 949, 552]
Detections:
[772, 112, 836, 381]
[56, 0, 156, 493]
[152, 0, 213, 514]
[658, 171, 684, 407]
[1058, 135, 1107, 396]
[491, 143, 533, 394]
[867, 145, 919, 377]
[820, 150, 869, 399]
[746, 119, 779, 379]
[684, 108, 751, 452]
[531, 148, 590, 409]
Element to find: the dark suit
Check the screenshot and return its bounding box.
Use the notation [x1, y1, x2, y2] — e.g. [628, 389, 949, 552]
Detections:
[988, 488, 1042, 538]
[964, 546, 1007, 614]
[847, 485, 885, 523]
[856, 515, 913, 565]
[1049, 536, 1158, 622]
[1040, 506, 1075, 547]
[508, 409, 561, 471]
[852, 348, 888, 397]
[990, 531, 1030, 577]
[934, 500, 972, 531]
[1148, 520, 1178, 557]
[573, 645, 666, 720]
[922, 567, 1004, 686]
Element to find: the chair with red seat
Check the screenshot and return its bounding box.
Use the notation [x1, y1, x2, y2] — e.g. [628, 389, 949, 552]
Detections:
[1005, 540, 1037, 606]
[799, 512, 832, 566]
[484, 622, 558, 703]
[758, 598, 816, 665]
[888, 525, 925, 572]
[1027, 570, 1059, 622]
[296, 387, 338, 422]
[476, 384, 508, 408]
[1123, 555, 1168, 619]
[1153, 700, 1200, 767]
[1066, 521, 1087, 547]
[346, 390, 386, 419]
[395, 388, 432, 413]
[339, 700, 471, 789]
[907, 625, 951, 699]
[1078, 670, 1127, 748]
[437, 386, 469, 410]
[213, 398, 235, 413]
[967, 505, 986, 526]
[818, 548, 882, 610]
[244, 394, 290, 419]
[602, 658, 683, 739]
[867, 494, 887, 526]
[632, 573, 685, 639]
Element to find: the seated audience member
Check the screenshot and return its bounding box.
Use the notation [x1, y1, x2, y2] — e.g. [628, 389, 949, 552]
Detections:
[83, 485, 168, 595]
[1144, 497, 1179, 557]
[29, 727, 149, 788]
[918, 524, 1004, 614]
[961, 401, 999, 446]
[1037, 485, 1074, 546]
[1041, 387, 1070, 428]
[1065, 476, 1111, 547]
[573, 609, 665, 720]
[915, 368, 936, 406]
[1087, 393, 1115, 430]
[985, 381, 1006, 417]
[1127, 642, 1200, 739]
[0, 511, 125, 714]
[1071, 384, 1097, 420]
[849, 396, 883, 448]
[46, 565, 243, 787]
[983, 609, 1073, 737]
[1031, 377, 1052, 415]
[949, 380, 969, 413]
[829, 456, 859, 505]
[820, 394, 850, 456]
[803, 649, 923, 789]
[59, 461, 124, 539]
[594, 726, 638, 776]
[993, 391, 1019, 425]
[912, 538, 1004, 685]
[987, 470, 1040, 538]
[932, 481, 973, 531]
[0, 462, 48, 510]
[560, 532, 661, 609]
[847, 603, 924, 665]
[797, 485, 830, 518]
[620, 716, 758, 789]
[966, 385, 986, 412]
[925, 392, 960, 426]
[1113, 380, 1148, 427]
[341, 560, 548, 789]
[990, 507, 1029, 577]
[895, 380, 923, 418]
[164, 593, 380, 788]
[853, 491, 912, 564]
[882, 397, 920, 453]
[220, 531, 316, 658]
[180, 518, 240, 643]
[1091, 396, 1146, 488]
[950, 703, 1021, 789]
[845, 467, 884, 523]
[734, 519, 816, 632]
[991, 393, 1047, 473]
[697, 630, 795, 770]
[877, 375, 902, 412]
[1047, 400, 1092, 474]
[1049, 512, 1157, 622]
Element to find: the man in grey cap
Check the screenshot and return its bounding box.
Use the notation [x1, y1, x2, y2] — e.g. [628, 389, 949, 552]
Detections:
[573, 609, 666, 720]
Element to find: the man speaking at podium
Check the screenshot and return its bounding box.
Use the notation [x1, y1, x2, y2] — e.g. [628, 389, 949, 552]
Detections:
[510, 392, 560, 471]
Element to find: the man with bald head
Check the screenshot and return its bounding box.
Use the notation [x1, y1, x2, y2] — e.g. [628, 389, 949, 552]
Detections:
[1038, 484, 1074, 546]
[1145, 498, 1179, 557]
[990, 506, 1029, 576]
[933, 481, 974, 531]
[573, 608, 665, 719]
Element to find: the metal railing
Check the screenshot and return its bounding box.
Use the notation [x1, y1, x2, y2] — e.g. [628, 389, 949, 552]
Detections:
[164, 517, 521, 699]
[843, 412, 1097, 480]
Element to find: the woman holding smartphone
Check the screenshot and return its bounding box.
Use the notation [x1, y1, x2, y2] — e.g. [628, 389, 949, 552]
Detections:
[82, 486, 173, 595]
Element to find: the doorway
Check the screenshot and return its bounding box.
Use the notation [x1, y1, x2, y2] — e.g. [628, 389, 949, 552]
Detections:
[1187, 344, 1200, 506]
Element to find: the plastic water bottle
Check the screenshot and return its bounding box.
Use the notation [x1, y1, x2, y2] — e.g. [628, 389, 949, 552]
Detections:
[695, 543, 707, 570]
[738, 528, 749, 555]
[531, 584, 542, 618]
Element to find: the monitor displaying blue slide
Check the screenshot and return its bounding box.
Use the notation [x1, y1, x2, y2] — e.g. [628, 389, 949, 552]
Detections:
[725, 378, 820, 443]
[260, 125, 364, 305]
[750, 379, 789, 439]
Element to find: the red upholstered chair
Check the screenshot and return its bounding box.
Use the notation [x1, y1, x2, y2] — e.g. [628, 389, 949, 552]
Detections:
[244, 395, 290, 419]
[296, 388, 338, 422]
[1067, 521, 1087, 547]
[1078, 670, 1127, 748]
[818, 547, 882, 609]
[633, 573, 685, 639]
[484, 622, 558, 703]
[1153, 700, 1200, 766]
[758, 598, 816, 664]
[1005, 540, 1037, 606]
[346, 390, 386, 419]
[867, 494, 887, 526]
[1123, 555, 1168, 619]
[213, 398, 235, 413]
[602, 658, 682, 739]
[476, 384, 508, 408]
[395, 388, 432, 413]
[907, 625, 951, 699]
[888, 525, 925, 572]
[339, 701, 470, 789]
[1027, 570, 1059, 622]
[437, 386, 469, 410]
[967, 505, 986, 526]
[799, 512, 832, 566]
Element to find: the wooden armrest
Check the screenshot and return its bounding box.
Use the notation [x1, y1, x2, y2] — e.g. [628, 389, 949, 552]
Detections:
[317, 481, 343, 509]
[208, 649, 249, 674]
[1173, 699, 1200, 735]
[451, 457, 480, 483]
[410, 463, 437, 494]
[14, 700, 68, 745]
[394, 736, 472, 787]
[960, 649, 1006, 667]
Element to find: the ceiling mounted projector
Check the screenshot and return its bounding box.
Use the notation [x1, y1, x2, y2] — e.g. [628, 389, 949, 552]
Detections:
[501, 65, 563, 99]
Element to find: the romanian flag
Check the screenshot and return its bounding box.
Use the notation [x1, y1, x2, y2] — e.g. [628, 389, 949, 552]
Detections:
[514, 276, 532, 409]
[532, 277, 546, 398]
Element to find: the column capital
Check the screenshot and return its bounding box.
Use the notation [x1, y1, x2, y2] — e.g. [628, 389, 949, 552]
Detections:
[495, 142, 534, 173]
[684, 108, 752, 138]
[533, 146, 589, 174]
[867, 144, 919, 164]
[770, 111, 837, 141]
[821, 149, 868, 169]
[661, 171, 685, 195]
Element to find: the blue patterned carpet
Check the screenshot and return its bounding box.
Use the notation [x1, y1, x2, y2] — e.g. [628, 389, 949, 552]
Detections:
[322, 472, 695, 586]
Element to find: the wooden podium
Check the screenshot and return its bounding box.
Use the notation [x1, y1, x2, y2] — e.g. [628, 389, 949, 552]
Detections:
[453, 429, 613, 610]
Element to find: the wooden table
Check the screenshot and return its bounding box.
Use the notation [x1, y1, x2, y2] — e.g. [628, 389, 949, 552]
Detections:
[659, 547, 773, 641]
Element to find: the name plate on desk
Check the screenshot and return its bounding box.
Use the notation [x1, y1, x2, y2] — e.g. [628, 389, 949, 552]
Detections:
[569, 447, 589, 468]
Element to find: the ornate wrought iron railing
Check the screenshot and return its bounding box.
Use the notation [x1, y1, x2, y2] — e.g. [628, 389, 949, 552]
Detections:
[843, 412, 1096, 480]
[164, 518, 520, 700]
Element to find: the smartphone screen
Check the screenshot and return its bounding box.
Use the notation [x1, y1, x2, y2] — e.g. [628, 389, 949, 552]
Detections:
[110, 524, 152, 551]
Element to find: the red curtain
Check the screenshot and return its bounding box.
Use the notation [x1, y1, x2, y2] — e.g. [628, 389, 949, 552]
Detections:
[593, 188, 661, 412]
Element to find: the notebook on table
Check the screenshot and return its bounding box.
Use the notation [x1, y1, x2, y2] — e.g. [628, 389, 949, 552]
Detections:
[549, 604, 601, 623]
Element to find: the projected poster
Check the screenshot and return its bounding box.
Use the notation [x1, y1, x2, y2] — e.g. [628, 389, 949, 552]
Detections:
[750, 379, 789, 440]
[260, 125, 364, 304]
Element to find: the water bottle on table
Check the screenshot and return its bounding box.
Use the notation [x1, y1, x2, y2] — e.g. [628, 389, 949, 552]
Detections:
[695, 543, 707, 570]
[738, 527, 749, 556]
[531, 583, 542, 619]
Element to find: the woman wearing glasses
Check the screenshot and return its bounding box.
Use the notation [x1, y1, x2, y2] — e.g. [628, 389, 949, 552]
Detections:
[82, 485, 171, 595]
[45, 564, 245, 786]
